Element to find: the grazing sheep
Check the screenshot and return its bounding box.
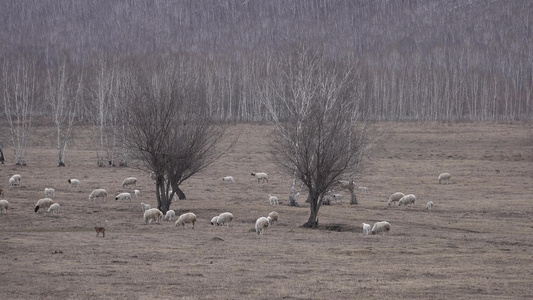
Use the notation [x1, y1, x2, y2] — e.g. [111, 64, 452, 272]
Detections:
[268, 194, 279, 205]
[10, 174, 21, 184]
[358, 186, 369, 193]
[0, 199, 9, 214]
[268, 211, 279, 225]
[140, 202, 151, 212]
[94, 227, 106, 237]
[388, 192, 405, 206]
[44, 188, 55, 199]
[67, 179, 80, 187]
[143, 208, 164, 224]
[48, 203, 60, 214]
[164, 210, 176, 221]
[216, 212, 234, 226]
[89, 189, 107, 202]
[35, 198, 54, 213]
[251, 172, 268, 183]
[175, 212, 197, 229]
[438, 173, 452, 184]
[210, 216, 219, 226]
[371, 221, 391, 235]
[121, 177, 137, 189]
[134, 189, 140, 198]
[362, 223, 372, 235]
[426, 201, 434, 211]
[398, 194, 416, 206]
[9, 177, 19, 186]
[115, 192, 132, 202]
[222, 176, 234, 183]
[255, 217, 270, 235]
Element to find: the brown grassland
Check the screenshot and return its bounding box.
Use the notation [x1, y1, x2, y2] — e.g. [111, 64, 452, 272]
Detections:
[0, 122, 532, 299]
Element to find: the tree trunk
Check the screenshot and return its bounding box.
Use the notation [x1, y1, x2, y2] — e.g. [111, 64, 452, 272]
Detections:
[174, 187, 186, 200]
[349, 179, 357, 205]
[303, 193, 319, 228]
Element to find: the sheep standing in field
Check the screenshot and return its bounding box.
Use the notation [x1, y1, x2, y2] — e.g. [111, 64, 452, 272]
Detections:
[358, 187, 369, 193]
[48, 203, 60, 214]
[255, 217, 270, 235]
[9, 177, 19, 186]
[268, 211, 279, 225]
[398, 194, 416, 206]
[175, 212, 197, 229]
[210, 216, 219, 226]
[222, 176, 234, 183]
[268, 194, 279, 205]
[94, 227, 106, 237]
[44, 188, 55, 199]
[115, 192, 132, 202]
[140, 202, 151, 212]
[121, 177, 137, 189]
[388, 192, 405, 206]
[89, 189, 107, 202]
[438, 173, 451, 184]
[216, 212, 234, 226]
[362, 223, 372, 235]
[134, 189, 140, 198]
[68, 179, 80, 187]
[371, 221, 391, 235]
[143, 208, 163, 224]
[35, 198, 54, 213]
[0, 200, 9, 214]
[10, 174, 21, 185]
[164, 210, 175, 221]
[251, 172, 268, 183]
[426, 201, 434, 211]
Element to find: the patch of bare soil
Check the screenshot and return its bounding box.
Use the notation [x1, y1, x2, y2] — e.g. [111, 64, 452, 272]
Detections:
[1, 122, 532, 299]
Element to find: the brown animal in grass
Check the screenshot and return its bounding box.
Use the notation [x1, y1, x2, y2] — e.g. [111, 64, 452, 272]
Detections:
[94, 227, 106, 237]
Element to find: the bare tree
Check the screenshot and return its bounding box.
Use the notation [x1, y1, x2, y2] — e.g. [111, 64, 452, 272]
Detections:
[262, 46, 370, 228]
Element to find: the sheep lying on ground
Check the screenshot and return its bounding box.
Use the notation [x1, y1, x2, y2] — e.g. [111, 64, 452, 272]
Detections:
[35, 198, 54, 213]
[371, 221, 391, 235]
[122, 177, 137, 189]
[398, 194, 416, 206]
[141, 202, 151, 212]
[164, 210, 175, 221]
[362, 223, 372, 235]
[44, 188, 55, 199]
[115, 192, 132, 202]
[216, 212, 234, 226]
[68, 179, 80, 187]
[134, 189, 140, 198]
[358, 187, 369, 193]
[89, 189, 107, 202]
[268, 211, 278, 225]
[388, 192, 405, 206]
[222, 176, 234, 183]
[175, 212, 197, 229]
[94, 227, 106, 237]
[0, 200, 9, 214]
[143, 208, 163, 224]
[426, 201, 434, 211]
[251, 172, 268, 183]
[255, 217, 270, 235]
[268, 194, 279, 205]
[438, 173, 451, 184]
[48, 203, 60, 214]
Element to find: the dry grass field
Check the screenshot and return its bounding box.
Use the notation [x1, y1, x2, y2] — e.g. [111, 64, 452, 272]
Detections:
[0, 122, 532, 299]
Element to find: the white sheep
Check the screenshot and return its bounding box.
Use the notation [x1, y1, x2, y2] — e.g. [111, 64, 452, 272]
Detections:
[251, 172, 268, 183]
[438, 173, 451, 184]
[216, 212, 234, 226]
[426, 201, 434, 211]
[175, 212, 197, 229]
[222, 176, 234, 183]
[255, 217, 270, 235]
[358, 186, 369, 193]
[0, 200, 9, 214]
[268, 211, 279, 225]
[35, 198, 54, 213]
[371, 221, 391, 235]
[89, 189, 107, 202]
[362, 223, 371, 235]
[210, 216, 219, 226]
[122, 177, 137, 189]
[140, 202, 151, 212]
[398, 194, 416, 206]
[48, 203, 60, 214]
[44, 188, 55, 199]
[115, 192, 132, 202]
[268, 194, 279, 205]
[388, 192, 405, 206]
[164, 210, 176, 221]
[143, 208, 163, 224]
[9, 177, 19, 186]
[67, 179, 80, 187]
[134, 189, 140, 198]
[10, 174, 21, 185]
